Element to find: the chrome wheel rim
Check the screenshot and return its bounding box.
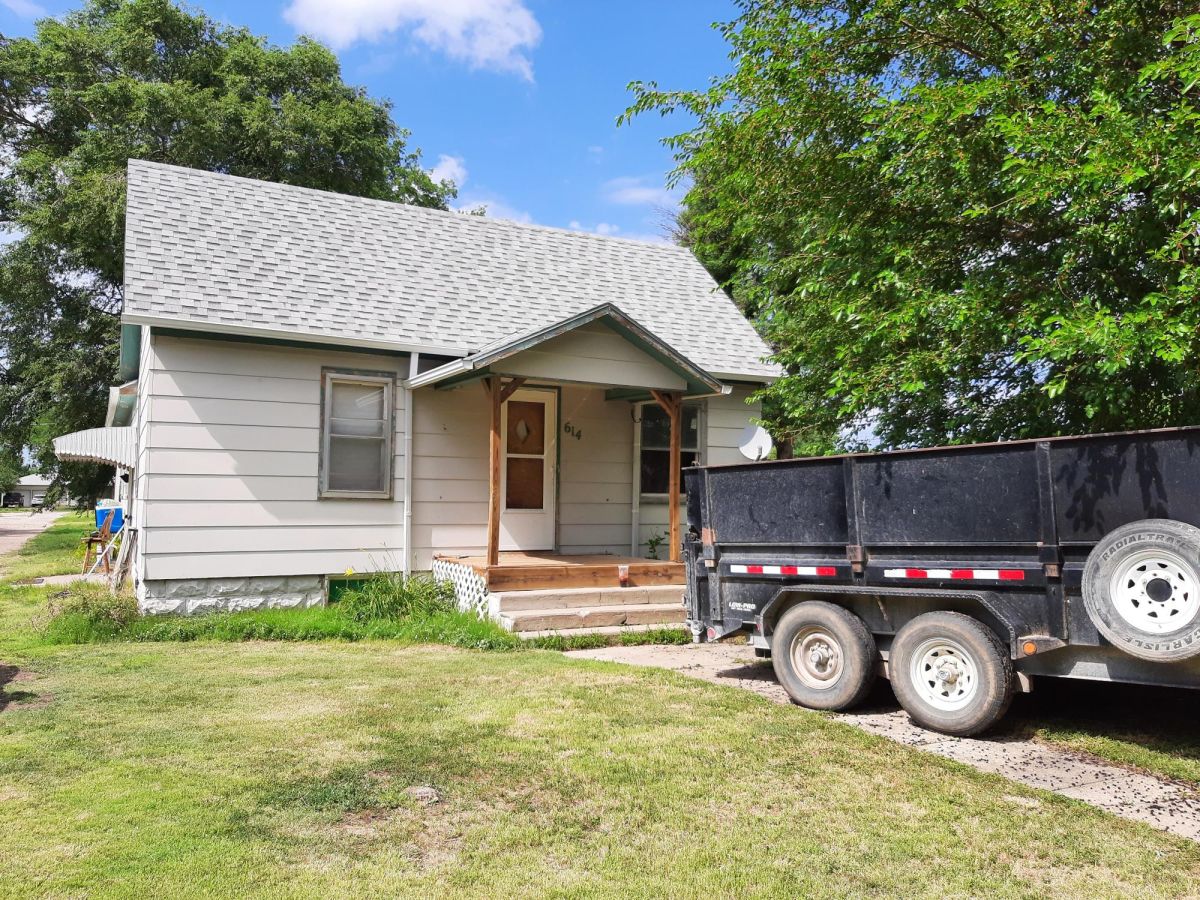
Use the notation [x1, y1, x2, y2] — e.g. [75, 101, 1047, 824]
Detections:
[910, 637, 978, 712]
[1109, 549, 1199, 635]
[791, 626, 844, 691]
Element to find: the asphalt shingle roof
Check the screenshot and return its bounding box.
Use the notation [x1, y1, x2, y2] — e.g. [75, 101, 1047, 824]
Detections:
[123, 160, 778, 380]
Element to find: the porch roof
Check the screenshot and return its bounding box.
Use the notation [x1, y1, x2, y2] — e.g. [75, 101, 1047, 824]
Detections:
[53, 427, 136, 470]
[407, 303, 728, 400]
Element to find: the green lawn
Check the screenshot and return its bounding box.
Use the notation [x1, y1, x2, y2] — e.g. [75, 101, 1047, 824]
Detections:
[3, 635, 1200, 898]
[2, 533, 1200, 897]
[0, 514, 95, 583]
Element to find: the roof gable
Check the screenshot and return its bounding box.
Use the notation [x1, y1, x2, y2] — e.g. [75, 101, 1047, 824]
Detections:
[409, 303, 727, 397]
[122, 161, 779, 381]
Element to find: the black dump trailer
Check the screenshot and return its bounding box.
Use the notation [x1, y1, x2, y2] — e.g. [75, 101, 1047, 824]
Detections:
[684, 426, 1200, 735]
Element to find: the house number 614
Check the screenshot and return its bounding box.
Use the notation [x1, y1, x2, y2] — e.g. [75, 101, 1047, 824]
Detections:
[563, 422, 583, 441]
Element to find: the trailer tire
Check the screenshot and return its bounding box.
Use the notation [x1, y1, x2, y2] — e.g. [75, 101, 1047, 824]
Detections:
[1083, 519, 1200, 662]
[771, 602, 877, 711]
[891, 612, 1013, 736]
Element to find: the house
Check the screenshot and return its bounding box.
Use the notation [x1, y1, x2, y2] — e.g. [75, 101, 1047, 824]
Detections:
[54, 160, 779, 622]
[2, 474, 52, 508]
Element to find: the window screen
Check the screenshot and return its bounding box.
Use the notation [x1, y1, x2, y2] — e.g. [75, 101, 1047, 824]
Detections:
[640, 403, 700, 495]
[321, 373, 393, 497]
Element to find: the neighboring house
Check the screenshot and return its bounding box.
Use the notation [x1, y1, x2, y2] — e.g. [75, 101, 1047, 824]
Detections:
[2, 474, 52, 507]
[55, 160, 779, 616]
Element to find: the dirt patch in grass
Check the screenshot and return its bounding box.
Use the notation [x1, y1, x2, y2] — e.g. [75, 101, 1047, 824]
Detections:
[0, 662, 52, 713]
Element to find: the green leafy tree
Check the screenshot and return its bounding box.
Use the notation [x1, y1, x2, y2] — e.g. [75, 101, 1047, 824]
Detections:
[0, 453, 22, 495]
[627, 2, 1200, 454]
[0, 0, 453, 499]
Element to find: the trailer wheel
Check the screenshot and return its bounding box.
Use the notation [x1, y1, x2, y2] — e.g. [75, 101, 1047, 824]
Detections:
[771, 602, 877, 711]
[890, 612, 1013, 736]
[1083, 519, 1200, 662]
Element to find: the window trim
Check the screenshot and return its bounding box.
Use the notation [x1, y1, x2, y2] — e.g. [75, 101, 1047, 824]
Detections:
[318, 369, 396, 500]
[636, 399, 705, 501]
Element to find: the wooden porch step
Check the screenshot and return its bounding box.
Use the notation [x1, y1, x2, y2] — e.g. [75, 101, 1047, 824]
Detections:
[516, 623, 689, 640]
[499, 602, 685, 633]
[486, 562, 684, 592]
[492, 585, 684, 613]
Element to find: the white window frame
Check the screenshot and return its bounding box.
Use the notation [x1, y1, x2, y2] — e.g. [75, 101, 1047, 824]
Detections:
[319, 370, 395, 499]
[635, 399, 705, 501]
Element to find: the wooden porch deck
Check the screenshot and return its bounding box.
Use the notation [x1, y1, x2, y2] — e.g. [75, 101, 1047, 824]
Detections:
[436, 552, 685, 592]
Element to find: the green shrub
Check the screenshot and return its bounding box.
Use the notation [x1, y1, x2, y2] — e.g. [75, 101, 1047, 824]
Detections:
[33, 570, 685, 654]
[39, 582, 139, 644]
[334, 572, 455, 623]
[122, 605, 521, 650]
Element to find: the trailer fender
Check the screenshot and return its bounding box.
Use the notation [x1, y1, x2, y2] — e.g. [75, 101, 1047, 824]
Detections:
[758, 584, 1053, 657]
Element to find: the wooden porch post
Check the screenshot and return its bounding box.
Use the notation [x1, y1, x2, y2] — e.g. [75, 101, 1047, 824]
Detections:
[651, 390, 683, 563]
[487, 377, 502, 567]
[485, 376, 528, 568]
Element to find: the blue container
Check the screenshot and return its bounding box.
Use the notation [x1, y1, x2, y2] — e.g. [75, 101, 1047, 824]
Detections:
[95, 506, 124, 532]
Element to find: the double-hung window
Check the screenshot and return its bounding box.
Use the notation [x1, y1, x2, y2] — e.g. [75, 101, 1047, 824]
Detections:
[639, 402, 702, 497]
[320, 371, 394, 498]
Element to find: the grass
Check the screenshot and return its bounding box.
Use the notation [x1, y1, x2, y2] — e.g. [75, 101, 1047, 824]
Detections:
[2, 639, 1200, 898]
[2, 533, 1200, 894]
[0, 514, 95, 583]
[1004, 679, 1200, 786]
[23, 577, 686, 654]
[2, 527, 1200, 897]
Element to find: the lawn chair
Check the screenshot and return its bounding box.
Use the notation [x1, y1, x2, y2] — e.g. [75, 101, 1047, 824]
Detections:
[82, 514, 115, 575]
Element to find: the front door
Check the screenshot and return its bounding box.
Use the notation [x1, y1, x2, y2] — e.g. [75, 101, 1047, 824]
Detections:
[500, 388, 557, 550]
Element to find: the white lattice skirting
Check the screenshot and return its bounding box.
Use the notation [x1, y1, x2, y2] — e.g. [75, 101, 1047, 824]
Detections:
[432, 559, 492, 618]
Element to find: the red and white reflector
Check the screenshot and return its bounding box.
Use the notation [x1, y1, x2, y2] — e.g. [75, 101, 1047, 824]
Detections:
[883, 568, 1025, 582]
[730, 564, 838, 577]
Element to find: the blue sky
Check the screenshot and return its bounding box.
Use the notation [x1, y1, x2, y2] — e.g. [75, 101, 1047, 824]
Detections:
[0, 0, 739, 242]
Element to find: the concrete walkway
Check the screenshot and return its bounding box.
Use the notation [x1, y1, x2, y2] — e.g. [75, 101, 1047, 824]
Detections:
[0, 512, 62, 562]
[567, 642, 1200, 842]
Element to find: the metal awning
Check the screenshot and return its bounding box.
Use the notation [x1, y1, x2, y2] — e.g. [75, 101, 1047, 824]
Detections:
[53, 427, 136, 469]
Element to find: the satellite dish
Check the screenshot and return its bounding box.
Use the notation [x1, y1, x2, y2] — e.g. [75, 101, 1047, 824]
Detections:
[738, 425, 774, 461]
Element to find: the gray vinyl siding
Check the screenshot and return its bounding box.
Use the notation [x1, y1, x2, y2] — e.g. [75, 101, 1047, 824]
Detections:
[408, 382, 636, 568]
[131, 326, 154, 588]
[137, 335, 406, 582]
[134, 332, 766, 580]
[557, 385, 634, 554]
[496, 321, 686, 391]
[408, 383, 490, 568]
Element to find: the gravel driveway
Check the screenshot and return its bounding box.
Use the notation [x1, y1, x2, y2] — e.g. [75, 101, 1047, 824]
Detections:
[0, 512, 62, 561]
[568, 641, 1200, 842]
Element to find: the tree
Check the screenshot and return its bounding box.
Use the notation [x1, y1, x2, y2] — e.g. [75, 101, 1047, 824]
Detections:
[627, 2, 1200, 454]
[0, 0, 453, 499]
[0, 452, 22, 495]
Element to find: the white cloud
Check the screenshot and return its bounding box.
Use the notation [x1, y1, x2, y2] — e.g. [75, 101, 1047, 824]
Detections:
[454, 194, 532, 224]
[586, 145, 604, 161]
[569, 220, 620, 237]
[602, 176, 676, 208]
[283, 0, 541, 80]
[567, 220, 672, 245]
[430, 154, 468, 187]
[1, 0, 46, 18]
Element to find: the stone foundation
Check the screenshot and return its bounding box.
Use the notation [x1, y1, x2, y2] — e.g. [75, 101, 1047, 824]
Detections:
[139, 575, 326, 615]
